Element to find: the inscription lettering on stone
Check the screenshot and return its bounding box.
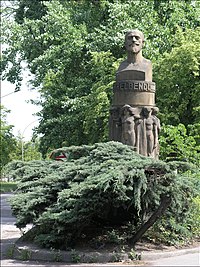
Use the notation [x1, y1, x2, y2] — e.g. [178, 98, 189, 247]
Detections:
[114, 81, 155, 93]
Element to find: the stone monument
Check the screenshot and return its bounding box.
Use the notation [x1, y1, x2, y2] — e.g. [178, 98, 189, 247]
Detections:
[109, 29, 160, 159]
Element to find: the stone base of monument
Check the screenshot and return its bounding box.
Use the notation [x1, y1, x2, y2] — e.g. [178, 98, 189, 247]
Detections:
[109, 104, 160, 159]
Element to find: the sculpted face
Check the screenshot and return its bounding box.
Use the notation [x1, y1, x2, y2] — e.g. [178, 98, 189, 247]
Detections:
[125, 30, 144, 54]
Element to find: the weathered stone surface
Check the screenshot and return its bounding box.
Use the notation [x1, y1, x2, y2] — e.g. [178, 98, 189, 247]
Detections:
[109, 29, 160, 159]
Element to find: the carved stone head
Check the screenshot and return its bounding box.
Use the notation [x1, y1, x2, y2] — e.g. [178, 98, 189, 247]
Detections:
[125, 29, 144, 54]
[152, 107, 159, 115]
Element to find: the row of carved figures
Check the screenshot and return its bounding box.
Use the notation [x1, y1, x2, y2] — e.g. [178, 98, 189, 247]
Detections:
[109, 105, 161, 159]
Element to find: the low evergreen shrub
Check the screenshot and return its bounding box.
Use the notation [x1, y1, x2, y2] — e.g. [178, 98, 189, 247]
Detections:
[8, 142, 199, 249]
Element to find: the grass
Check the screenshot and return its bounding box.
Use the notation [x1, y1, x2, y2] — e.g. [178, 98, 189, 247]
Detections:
[0, 181, 18, 193]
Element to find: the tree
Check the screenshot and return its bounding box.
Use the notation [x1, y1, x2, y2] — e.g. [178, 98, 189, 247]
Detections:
[9, 135, 42, 161]
[36, 50, 118, 156]
[14, 0, 47, 24]
[159, 124, 200, 166]
[0, 105, 42, 176]
[155, 27, 200, 128]
[1, 0, 200, 155]
[0, 106, 16, 174]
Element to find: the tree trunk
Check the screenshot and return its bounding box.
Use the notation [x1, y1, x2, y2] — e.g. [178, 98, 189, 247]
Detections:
[129, 195, 171, 245]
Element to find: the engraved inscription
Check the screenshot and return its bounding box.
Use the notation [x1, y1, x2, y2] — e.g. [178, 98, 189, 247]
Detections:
[114, 81, 156, 93]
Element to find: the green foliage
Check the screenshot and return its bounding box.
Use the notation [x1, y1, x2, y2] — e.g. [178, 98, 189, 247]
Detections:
[0, 106, 16, 174]
[188, 123, 200, 146]
[190, 196, 200, 237]
[6, 244, 16, 259]
[3, 160, 50, 181]
[36, 50, 117, 155]
[155, 27, 200, 127]
[0, 106, 42, 173]
[1, 1, 200, 154]
[159, 124, 200, 165]
[9, 142, 199, 249]
[19, 248, 32, 261]
[11, 137, 42, 161]
[146, 168, 200, 245]
[147, 189, 200, 245]
[70, 249, 81, 263]
[15, 0, 47, 24]
[0, 182, 18, 193]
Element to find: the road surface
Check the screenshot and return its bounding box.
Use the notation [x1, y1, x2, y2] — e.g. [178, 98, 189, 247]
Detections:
[150, 251, 200, 266]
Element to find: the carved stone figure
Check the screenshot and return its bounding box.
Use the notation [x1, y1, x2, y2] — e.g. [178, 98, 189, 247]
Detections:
[121, 105, 137, 147]
[152, 107, 161, 159]
[143, 107, 154, 157]
[134, 107, 152, 157]
[109, 107, 121, 141]
[109, 29, 160, 159]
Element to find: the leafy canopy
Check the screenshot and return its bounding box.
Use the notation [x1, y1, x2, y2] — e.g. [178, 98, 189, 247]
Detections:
[0, 106, 16, 173]
[155, 27, 200, 127]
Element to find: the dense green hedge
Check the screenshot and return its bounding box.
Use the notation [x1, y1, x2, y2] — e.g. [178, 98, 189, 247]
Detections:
[5, 142, 200, 249]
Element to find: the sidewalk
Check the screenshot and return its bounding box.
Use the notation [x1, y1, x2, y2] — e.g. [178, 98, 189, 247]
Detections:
[2, 223, 199, 265]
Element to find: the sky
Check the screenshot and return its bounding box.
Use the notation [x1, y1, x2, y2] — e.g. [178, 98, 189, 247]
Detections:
[1, 75, 41, 141]
[1, 10, 41, 141]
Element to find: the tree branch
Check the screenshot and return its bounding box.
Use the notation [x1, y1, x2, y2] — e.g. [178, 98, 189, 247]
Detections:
[129, 195, 171, 245]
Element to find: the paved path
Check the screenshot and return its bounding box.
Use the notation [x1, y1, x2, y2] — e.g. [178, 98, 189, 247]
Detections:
[1, 193, 22, 260]
[150, 251, 200, 266]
